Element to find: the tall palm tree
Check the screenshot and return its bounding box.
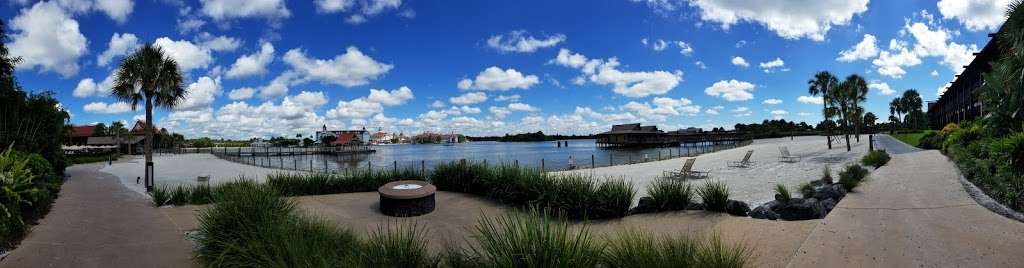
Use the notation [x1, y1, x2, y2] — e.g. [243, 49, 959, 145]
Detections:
[831, 74, 868, 152]
[110, 44, 186, 192]
[808, 71, 839, 149]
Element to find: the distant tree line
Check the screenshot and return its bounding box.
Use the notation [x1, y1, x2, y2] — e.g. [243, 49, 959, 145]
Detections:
[734, 119, 816, 139]
[469, 131, 595, 142]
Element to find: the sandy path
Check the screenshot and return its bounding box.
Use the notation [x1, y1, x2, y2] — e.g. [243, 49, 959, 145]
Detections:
[787, 150, 1024, 267]
[557, 135, 870, 206]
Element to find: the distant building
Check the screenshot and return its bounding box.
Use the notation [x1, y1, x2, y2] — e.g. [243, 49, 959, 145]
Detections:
[66, 125, 97, 145]
[673, 127, 704, 134]
[370, 128, 396, 144]
[596, 123, 667, 146]
[927, 31, 1000, 128]
[251, 139, 271, 147]
[316, 125, 369, 146]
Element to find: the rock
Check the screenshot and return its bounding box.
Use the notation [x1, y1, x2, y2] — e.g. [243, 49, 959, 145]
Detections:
[831, 184, 847, 198]
[636, 197, 654, 211]
[688, 202, 705, 211]
[749, 205, 779, 220]
[813, 184, 845, 201]
[763, 200, 783, 211]
[778, 198, 826, 220]
[725, 199, 750, 216]
[774, 194, 787, 203]
[821, 198, 837, 213]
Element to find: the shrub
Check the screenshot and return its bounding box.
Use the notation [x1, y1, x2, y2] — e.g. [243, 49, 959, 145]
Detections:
[821, 166, 833, 184]
[151, 187, 170, 206]
[591, 179, 636, 219]
[774, 184, 791, 203]
[459, 210, 603, 267]
[838, 165, 869, 192]
[918, 132, 944, 149]
[797, 182, 814, 199]
[0, 146, 38, 245]
[861, 150, 891, 168]
[359, 222, 434, 267]
[694, 233, 752, 268]
[602, 229, 697, 268]
[645, 177, 694, 211]
[940, 123, 960, 137]
[993, 132, 1024, 173]
[696, 180, 730, 212]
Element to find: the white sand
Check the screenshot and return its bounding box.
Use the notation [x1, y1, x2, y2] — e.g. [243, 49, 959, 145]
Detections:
[100, 153, 297, 196]
[556, 135, 872, 207]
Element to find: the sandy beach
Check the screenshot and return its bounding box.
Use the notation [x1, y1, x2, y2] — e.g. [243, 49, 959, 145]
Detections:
[557, 135, 871, 207]
[100, 153, 295, 196]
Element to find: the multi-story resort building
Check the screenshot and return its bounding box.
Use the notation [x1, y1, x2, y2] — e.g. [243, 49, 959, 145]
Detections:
[927, 32, 1000, 128]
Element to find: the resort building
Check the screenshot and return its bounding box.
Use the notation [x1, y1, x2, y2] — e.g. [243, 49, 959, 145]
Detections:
[316, 125, 369, 146]
[66, 120, 154, 154]
[66, 125, 97, 146]
[927, 32, 1000, 128]
[597, 123, 745, 147]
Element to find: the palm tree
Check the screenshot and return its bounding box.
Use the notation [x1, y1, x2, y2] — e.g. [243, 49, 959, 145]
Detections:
[831, 74, 868, 152]
[110, 44, 186, 192]
[863, 112, 878, 132]
[808, 71, 839, 149]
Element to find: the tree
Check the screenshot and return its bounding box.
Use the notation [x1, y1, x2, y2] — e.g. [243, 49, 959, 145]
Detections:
[830, 74, 868, 152]
[93, 123, 108, 136]
[900, 90, 923, 130]
[111, 44, 186, 192]
[109, 121, 128, 153]
[863, 112, 878, 131]
[808, 71, 839, 149]
[302, 137, 315, 147]
[981, 2, 1024, 134]
[889, 98, 902, 128]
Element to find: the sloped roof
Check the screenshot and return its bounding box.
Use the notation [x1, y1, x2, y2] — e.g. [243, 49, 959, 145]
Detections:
[70, 125, 97, 138]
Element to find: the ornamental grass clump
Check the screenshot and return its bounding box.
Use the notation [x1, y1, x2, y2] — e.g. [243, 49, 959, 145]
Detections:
[359, 222, 434, 268]
[697, 180, 730, 212]
[838, 165, 869, 192]
[774, 184, 791, 203]
[821, 166, 833, 184]
[645, 177, 694, 211]
[450, 209, 603, 267]
[797, 182, 814, 199]
[861, 150, 891, 168]
[591, 178, 636, 219]
[602, 229, 751, 268]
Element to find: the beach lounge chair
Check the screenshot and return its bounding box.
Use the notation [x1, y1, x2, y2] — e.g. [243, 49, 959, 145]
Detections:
[663, 158, 710, 180]
[728, 150, 756, 168]
[778, 147, 801, 163]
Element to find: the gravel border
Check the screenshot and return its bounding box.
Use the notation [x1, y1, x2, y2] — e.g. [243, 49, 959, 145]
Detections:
[957, 172, 1024, 224]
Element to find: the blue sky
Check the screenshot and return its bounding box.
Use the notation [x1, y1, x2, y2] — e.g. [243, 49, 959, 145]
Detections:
[1, 0, 1008, 139]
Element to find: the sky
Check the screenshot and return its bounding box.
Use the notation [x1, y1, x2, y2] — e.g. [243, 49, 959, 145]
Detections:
[0, 0, 1009, 139]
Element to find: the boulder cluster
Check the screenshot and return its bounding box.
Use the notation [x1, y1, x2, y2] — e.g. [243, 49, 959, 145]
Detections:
[750, 181, 846, 221]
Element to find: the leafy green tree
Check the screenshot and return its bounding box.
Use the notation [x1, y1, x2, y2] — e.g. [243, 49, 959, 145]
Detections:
[808, 71, 839, 149]
[110, 44, 187, 191]
[92, 123, 108, 136]
[981, 1, 1024, 134]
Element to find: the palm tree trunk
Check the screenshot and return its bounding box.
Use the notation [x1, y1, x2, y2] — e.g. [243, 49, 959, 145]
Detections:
[845, 118, 852, 152]
[145, 96, 154, 191]
[823, 103, 831, 149]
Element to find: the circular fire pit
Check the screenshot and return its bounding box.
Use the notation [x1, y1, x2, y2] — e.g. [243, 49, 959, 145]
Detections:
[378, 180, 436, 217]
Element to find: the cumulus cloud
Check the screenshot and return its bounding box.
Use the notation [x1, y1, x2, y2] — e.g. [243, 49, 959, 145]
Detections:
[871, 17, 979, 78]
[763, 98, 783, 105]
[226, 42, 275, 78]
[366, 86, 414, 106]
[7, 1, 88, 77]
[196, 32, 241, 52]
[937, 0, 1011, 31]
[868, 81, 896, 95]
[450, 92, 488, 105]
[73, 78, 101, 98]
[258, 71, 298, 98]
[494, 94, 521, 102]
[552, 49, 682, 98]
[731, 56, 749, 67]
[458, 66, 539, 91]
[508, 102, 539, 112]
[642, 38, 694, 55]
[200, 0, 290, 20]
[154, 37, 214, 73]
[177, 76, 222, 111]
[283, 46, 393, 87]
[325, 86, 413, 120]
[97, 33, 139, 67]
[487, 30, 565, 53]
[84, 102, 132, 114]
[315, 0, 405, 25]
[686, 0, 870, 41]
[731, 106, 751, 117]
[836, 34, 879, 62]
[758, 57, 787, 73]
[622, 97, 702, 121]
[228, 88, 255, 100]
[770, 109, 788, 119]
[797, 95, 824, 105]
[704, 80, 755, 101]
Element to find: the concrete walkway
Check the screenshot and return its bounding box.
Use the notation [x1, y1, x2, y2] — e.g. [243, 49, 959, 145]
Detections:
[787, 150, 1024, 267]
[874, 134, 922, 154]
[0, 163, 194, 268]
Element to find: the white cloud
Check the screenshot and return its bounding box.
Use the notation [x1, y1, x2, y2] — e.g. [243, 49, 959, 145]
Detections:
[73, 78, 100, 98]
[226, 42, 274, 78]
[731, 56, 749, 67]
[872, 44, 921, 78]
[508, 102, 539, 112]
[797, 95, 824, 105]
[489, 106, 511, 119]
[930, 70, 939, 76]
[770, 109, 788, 119]
[937, 85, 948, 97]
[758, 57, 787, 73]
[97, 33, 139, 66]
[430, 100, 446, 109]
[228, 88, 255, 100]
[686, 0, 870, 41]
[621, 97, 701, 121]
[551, 48, 591, 69]
[283, 46, 393, 87]
[458, 66, 539, 91]
[200, 0, 290, 20]
[177, 76, 222, 111]
[327, 98, 384, 119]
[553, 49, 682, 98]
[868, 81, 896, 95]
[7, 1, 88, 77]
[450, 92, 488, 105]
[366, 86, 414, 106]
[731, 106, 751, 117]
[258, 71, 297, 98]
[196, 32, 241, 52]
[705, 109, 719, 115]
[315, 0, 404, 25]
[937, 0, 1011, 31]
[694, 61, 707, 69]
[154, 37, 214, 73]
[84, 102, 132, 114]
[291, 91, 329, 107]
[837, 34, 879, 62]
[763, 98, 783, 105]
[487, 30, 566, 53]
[704, 80, 754, 101]
[643, 39, 694, 56]
[494, 94, 521, 102]
[94, 0, 135, 23]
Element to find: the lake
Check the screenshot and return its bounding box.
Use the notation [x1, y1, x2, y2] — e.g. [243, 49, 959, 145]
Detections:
[216, 139, 741, 173]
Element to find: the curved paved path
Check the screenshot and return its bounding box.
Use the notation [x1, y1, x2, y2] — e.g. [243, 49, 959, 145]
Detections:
[0, 163, 193, 268]
[873, 134, 923, 155]
[788, 149, 1024, 267]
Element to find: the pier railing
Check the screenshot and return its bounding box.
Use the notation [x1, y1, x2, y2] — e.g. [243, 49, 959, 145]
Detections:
[197, 139, 754, 175]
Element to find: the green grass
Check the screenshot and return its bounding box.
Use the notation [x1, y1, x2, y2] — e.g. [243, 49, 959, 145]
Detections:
[645, 177, 694, 211]
[892, 130, 936, 147]
[838, 165, 869, 192]
[696, 180, 730, 212]
[360, 222, 435, 267]
[455, 209, 604, 267]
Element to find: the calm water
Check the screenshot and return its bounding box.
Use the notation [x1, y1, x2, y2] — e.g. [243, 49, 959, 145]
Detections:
[219, 139, 740, 173]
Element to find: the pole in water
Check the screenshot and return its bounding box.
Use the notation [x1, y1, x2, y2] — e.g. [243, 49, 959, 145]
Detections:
[591, 154, 595, 168]
[541, 158, 545, 171]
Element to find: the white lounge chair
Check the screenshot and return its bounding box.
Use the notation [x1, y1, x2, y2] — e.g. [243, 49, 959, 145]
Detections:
[664, 158, 709, 180]
[728, 150, 756, 168]
[779, 147, 801, 163]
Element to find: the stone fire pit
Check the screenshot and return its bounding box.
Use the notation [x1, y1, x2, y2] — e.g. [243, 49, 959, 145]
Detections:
[378, 180, 436, 217]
